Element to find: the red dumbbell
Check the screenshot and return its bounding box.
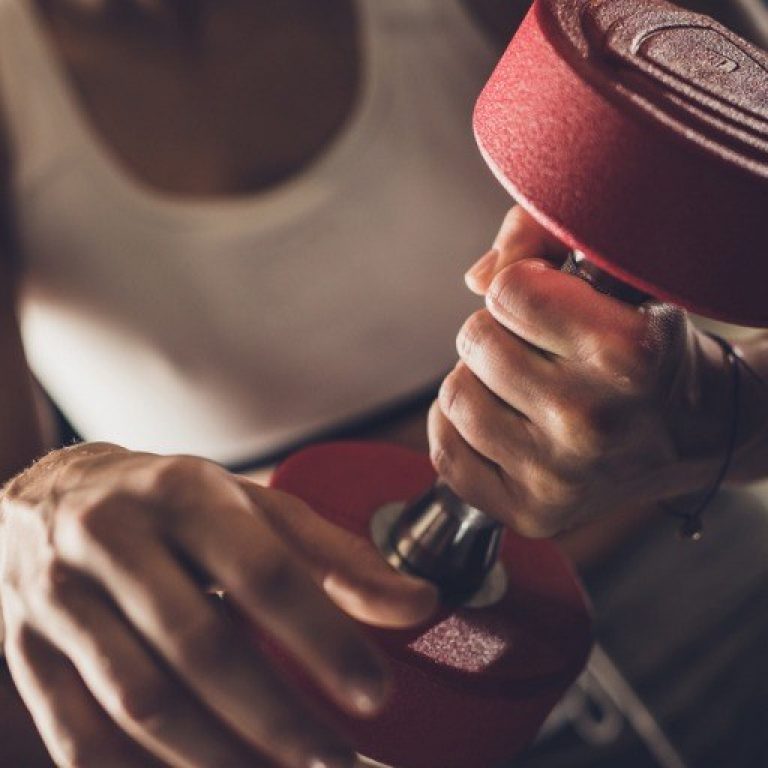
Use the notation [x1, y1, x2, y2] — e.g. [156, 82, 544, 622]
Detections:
[258, 3, 768, 767]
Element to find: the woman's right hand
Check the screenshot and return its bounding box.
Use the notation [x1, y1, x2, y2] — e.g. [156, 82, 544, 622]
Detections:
[0, 442, 437, 768]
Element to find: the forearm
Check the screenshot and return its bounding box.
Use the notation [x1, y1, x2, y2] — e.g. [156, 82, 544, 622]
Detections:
[673, 327, 768, 490]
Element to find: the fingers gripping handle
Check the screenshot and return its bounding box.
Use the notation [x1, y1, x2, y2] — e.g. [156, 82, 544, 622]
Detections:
[379, 252, 651, 604]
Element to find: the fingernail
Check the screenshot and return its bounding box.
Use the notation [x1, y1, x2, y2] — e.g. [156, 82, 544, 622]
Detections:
[465, 249, 498, 291]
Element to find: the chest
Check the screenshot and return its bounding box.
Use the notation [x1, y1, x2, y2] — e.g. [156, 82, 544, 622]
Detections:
[37, 0, 361, 196]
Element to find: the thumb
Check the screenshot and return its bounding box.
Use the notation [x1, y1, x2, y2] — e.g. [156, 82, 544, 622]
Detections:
[236, 479, 439, 629]
[465, 206, 567, 295]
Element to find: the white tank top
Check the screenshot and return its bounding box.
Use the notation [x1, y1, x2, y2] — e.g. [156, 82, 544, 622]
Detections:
[0, 0, 510, 466]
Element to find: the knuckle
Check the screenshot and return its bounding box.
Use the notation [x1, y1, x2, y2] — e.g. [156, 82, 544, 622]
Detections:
[429, 436, 455, 480]
[487, 266, 517, 311]
[585, 309, 686, 394]
[613, 332, 660, 389]
[457, 310, 492, 360]
[489, 260, 549, 319]
[146, 455, 226, 507]
[460, 406, 494, 451]
[438, 369, 462, 418]
[147, 455, 200, 497]
[544, 396, 577, 442]
[439, 368, 483, 436]
[438, 363, 477, 424]
[580, 338, 627, 380]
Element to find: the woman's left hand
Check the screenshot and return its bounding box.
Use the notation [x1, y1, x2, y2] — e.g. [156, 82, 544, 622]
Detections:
[429, 207, 736, 538]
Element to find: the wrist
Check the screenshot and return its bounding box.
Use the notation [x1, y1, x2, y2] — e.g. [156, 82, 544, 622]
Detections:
[666, 327, 733, 495]
[657, 331, 747, 539]
[668, 329, 768, 494]
[721, 339, 768, 484]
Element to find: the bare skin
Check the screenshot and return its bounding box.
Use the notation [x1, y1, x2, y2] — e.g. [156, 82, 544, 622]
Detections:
[2, 443, 438, 767]
[431, 208, 768, 539]
[0, 1, 765, 766]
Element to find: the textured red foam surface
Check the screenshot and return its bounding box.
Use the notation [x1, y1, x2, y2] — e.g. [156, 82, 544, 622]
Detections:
[261, 442, 592, 768]
[474, 0, 768, 326]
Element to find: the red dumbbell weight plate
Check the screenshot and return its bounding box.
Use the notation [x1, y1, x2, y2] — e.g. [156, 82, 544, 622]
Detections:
[475, 0, 768, 325]
[257, 442, 592, 768]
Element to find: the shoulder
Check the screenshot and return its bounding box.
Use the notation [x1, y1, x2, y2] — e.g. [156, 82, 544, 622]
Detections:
[460, 0, 531, 49]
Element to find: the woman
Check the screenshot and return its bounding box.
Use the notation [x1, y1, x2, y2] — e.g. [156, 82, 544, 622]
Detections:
[0, 0, 764, 767]
[0, 1, 527, 766]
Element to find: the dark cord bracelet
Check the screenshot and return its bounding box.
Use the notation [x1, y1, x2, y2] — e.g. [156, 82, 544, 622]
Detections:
[666, 333, 742, 540]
